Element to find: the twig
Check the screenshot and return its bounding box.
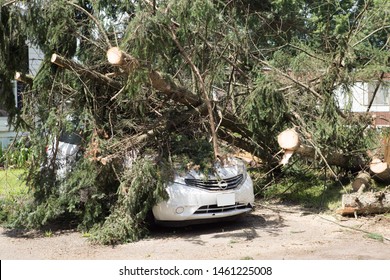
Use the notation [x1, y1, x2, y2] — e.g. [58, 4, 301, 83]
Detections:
[67, 1, 111, 48]
[318, 215, 390, 242]
[287, 44, 328, 63]
[252, 56, 324, 101]
[352, 25, 390, 47]
[1, 0, 18, 7]
[366, 72, 385, 112]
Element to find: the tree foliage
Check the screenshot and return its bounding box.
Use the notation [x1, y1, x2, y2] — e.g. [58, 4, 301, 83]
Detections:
[0, 0, 389, 243]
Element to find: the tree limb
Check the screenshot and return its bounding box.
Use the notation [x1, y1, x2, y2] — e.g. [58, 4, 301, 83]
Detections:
[167, 27, 220, 158]
[51, 53, 122, 90]
[252, 56, 324, 101]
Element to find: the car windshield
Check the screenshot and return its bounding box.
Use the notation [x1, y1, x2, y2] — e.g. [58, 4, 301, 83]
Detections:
[58, 117, 82, 145]
[59, 131, 82, 145]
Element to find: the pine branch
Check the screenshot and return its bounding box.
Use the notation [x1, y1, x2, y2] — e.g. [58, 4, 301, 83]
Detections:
[1, 0, 17, 7]
[167, 26, 220, 159]
[252, 55, 324, 101]
[352, 25, 390, 47]
[51, 53, 121, 90]
[67, 1, 111, 48]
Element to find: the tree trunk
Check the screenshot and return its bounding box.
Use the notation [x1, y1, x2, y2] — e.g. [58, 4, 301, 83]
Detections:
[106, 46, 140, 71]
[369, 157, 390, 182]
[148, 70, 202, 107]
[51, 53, 122, 90]
[276, 128, 365, 169]
[107, 47, 202, 107]
[14, 72, 33, 85]
[352, 171, 371, 192]
[337, 191, 390, 215]
[277, 128, 300, 150]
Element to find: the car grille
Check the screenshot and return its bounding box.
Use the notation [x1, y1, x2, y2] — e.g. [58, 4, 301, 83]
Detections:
[194, 203, 252, 214]
[184, 174, 244, 191]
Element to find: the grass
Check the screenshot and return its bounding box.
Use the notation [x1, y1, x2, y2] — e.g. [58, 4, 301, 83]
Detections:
[0, 168, 29, 224]
[257, 164, 348, 211]
[0, 169, 28, 198]
[364, 233, 384, 242]
[240, 256, 254, 260]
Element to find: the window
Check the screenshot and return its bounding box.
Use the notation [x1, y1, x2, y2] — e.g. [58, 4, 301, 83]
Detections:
[364, 82, 390, 106]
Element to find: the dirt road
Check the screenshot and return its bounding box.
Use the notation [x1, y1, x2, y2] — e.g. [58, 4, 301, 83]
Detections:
[1, 203, 389, 260]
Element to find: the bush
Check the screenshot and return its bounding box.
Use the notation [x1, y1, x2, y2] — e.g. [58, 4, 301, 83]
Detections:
[2, 137, 32, 169]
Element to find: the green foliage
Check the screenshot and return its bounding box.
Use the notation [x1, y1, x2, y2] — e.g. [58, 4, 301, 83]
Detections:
[2, 137, 32, 168]
[4, 153, 118, 230]
[168, 134, 215, 172]
[365, 233, 384, 242]
[241, 78, 288, 154]
[25, 0, 77, 56]
[90, 157, 168, 245]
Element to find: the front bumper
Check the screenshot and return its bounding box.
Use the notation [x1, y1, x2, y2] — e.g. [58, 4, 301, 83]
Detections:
[152, 175, 254, 223]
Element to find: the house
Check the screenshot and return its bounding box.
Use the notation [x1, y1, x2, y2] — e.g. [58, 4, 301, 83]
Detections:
[0, 44, 43, 148]
[337, 74, 390, 128]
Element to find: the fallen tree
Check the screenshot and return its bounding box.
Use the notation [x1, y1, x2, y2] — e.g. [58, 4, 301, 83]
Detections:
[3, 0, 388, 246]
[276, 128, 366, 170]
[105, 47, 273, 162]
[51, 53, 122, 90]
[337, 191, 390, 216]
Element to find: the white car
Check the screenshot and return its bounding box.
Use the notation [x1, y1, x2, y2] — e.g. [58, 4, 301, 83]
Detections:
[46, 133, 80, 179]
[48, 123, 254, 226]
[152, 157, 255, 226]
[45, 117, 82, 180]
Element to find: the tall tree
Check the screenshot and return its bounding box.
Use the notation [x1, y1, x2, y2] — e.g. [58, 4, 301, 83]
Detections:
[0, 0, 388, 243]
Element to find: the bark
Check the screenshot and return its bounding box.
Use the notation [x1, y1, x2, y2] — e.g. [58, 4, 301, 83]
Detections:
[148, 70, 202, 107]
[297, 145, 364, 169]
[383, 135, 390, 165]
[51, 53, 122, 90]
[14, 72, 33, 85]
[337, 191, 390, 215]
[352, 171, 371, 192]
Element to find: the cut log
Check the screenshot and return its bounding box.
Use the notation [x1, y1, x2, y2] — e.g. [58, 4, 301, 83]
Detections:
[106, 47, 140, 71]
[276, 128, 366, 169]
[369, 157, 390, 182]
[352, 171, 371, 192]
[51, 53, 121, 90]
[280, 150, 295, 165]
[276, 143, 365, 169]
[383, 135, 390, 165]
[370, 157, 388, 173]
[277, 128, 300, 150]
[107, 47, 202, 107]
[337, 191, 390, 215]
[14, 72, 33, 85]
